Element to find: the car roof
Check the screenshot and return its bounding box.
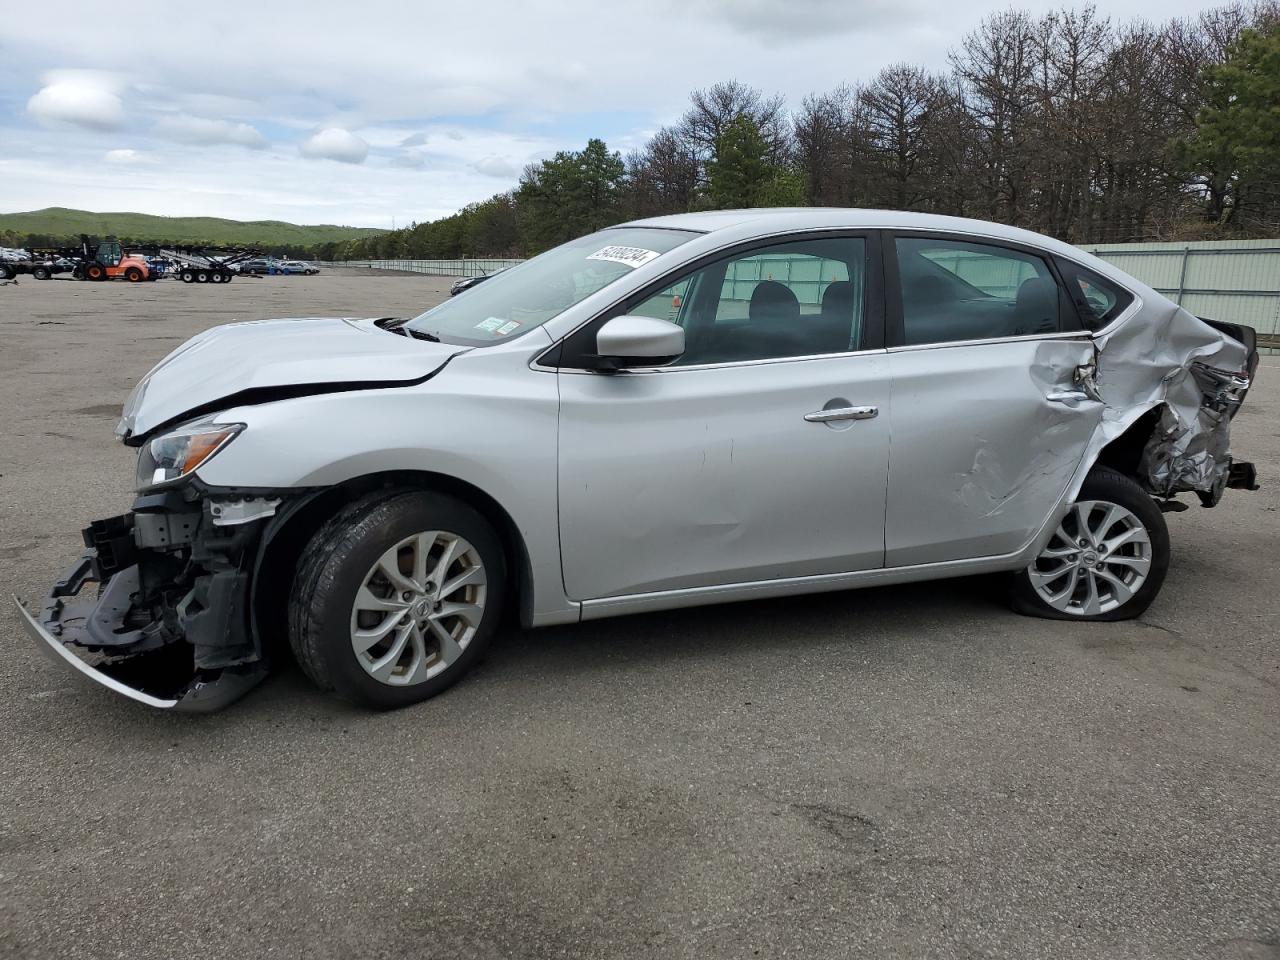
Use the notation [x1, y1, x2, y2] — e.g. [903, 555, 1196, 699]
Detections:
[618, 207, 1150, 298]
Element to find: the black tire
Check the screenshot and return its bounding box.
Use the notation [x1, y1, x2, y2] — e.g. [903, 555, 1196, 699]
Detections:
[32, 266, 50, 280]
[288, 491, 506, 709]
[86, 263, 106, 281]
[181, 269, 194, 283]
[0, 264, 13, 280]
[1009, 466, 1170, 621]
[125, 267, 143, 282]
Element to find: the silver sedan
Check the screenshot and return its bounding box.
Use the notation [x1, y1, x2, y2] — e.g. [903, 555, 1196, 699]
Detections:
[16, 209, 1259, 711]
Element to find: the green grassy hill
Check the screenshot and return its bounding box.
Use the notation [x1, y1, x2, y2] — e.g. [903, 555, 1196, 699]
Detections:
[0, 207, 385, 248]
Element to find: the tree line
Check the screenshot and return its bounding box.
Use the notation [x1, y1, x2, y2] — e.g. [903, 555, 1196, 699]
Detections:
[308, 3, 1280, 261]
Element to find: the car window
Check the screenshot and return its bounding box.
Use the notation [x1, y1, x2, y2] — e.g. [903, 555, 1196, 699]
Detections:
[649, 237, 865, 365]
[894, 237, 1062, 346]
[405, 227, 698, 346]
[629, 277, 694, 324]
[1055, 259, 1133, 328]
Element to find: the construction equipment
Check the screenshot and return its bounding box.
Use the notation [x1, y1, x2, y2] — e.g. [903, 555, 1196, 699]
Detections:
[29, 235, 153, 282]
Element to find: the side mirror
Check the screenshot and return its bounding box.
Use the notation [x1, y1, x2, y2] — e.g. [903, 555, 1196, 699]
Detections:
[587, 316, 685, 372]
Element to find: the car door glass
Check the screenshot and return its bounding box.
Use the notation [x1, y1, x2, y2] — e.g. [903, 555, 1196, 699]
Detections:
[895, 237, 1061, 346]
[629, 277, 694, 324]
[673, 237, 865, 365]
[1055, 259, 1133, 328]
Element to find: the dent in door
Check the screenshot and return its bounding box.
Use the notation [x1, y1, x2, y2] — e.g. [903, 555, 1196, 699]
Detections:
[887, 339, 1102, 566]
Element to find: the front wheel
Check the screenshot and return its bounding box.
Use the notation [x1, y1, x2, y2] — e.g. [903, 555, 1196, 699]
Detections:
[1010, 466, 1169, 621]
[288, 492, 506, 709]
[125, 267, 143, 282]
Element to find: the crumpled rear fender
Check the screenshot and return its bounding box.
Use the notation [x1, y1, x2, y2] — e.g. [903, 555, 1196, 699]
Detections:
[1069, 299, 1252, 505]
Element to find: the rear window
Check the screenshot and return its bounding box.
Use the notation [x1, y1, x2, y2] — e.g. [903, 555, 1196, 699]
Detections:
[1056, 259, 1134, 328]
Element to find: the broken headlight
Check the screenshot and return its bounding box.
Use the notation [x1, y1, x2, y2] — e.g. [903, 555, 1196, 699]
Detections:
[136, 423, 244, 490]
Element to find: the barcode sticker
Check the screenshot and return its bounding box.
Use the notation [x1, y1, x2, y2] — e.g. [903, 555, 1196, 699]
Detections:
[586, 246, 661, 269]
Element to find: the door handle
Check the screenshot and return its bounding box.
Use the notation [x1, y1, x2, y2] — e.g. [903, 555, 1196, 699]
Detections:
[1046, 390, 1091, 404]
[804, 405, 879, 423]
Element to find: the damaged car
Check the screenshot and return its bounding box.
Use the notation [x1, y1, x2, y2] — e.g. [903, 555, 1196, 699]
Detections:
[15, 209, 1259, 711]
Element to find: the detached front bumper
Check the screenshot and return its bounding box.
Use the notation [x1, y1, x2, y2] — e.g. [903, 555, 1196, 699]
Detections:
[14, 493, 278, 711]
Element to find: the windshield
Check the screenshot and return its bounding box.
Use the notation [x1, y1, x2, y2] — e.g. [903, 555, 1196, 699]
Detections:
[404, 227, 699, 345]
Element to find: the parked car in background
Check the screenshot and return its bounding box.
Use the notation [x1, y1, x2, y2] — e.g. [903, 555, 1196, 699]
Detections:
[450, 267, 506, 296]
[235, 258, 271, 276]
[279, 260, 319, 275]
[16, 209, 1258, 713]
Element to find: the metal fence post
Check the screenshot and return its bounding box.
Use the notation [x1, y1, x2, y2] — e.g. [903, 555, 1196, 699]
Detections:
[1175, 246, 1190, 306]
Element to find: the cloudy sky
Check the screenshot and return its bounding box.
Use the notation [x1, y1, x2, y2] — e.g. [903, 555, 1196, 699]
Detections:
[0, 0, 1217, 228]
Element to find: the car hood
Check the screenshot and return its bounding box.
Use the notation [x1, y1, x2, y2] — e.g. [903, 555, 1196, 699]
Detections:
[117, 317, 466, 440]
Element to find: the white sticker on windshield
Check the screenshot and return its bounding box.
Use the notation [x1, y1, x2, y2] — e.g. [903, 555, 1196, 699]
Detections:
[586, 245, 661, 269]
[476, 317, 505, 332]
[496, 320, 521, 335]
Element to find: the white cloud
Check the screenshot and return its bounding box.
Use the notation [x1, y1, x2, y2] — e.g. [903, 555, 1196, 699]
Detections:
[474, 156, 518, 178]
[391, 151, 426, 169]
[27, 82, 124, 131]
[103, 148, 156, 164]
[154, 114, 267, 149]
[298, 127, 369, 164]
[1, 0, 1221, 224]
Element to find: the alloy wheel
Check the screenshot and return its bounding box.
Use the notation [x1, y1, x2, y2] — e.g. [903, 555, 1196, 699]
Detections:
[348, 530, 487, 685]
[1028, 500, 1152, 616]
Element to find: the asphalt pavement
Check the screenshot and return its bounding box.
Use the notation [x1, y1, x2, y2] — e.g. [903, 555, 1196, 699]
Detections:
[1, 271, 1277, 959]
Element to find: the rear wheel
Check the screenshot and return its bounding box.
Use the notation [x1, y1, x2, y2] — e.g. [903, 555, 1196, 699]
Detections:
[181, 269, 194, 283]
[1010, 466, 1169, 621]
[124, 267, 143, 282]
[289, 491, 506, 709]
[86, 263, 106, 281]
[32, 266, 51, 280]
[195, 270, 208, 283]
[0, 264, 13, 280]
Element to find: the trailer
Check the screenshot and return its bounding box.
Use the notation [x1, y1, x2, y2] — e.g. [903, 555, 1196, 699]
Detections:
[0, 250, 74, 281]
[160, 247, 262, 283]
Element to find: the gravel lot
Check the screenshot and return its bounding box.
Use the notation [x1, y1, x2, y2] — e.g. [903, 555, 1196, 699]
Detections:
[2, 271, 1277, 960]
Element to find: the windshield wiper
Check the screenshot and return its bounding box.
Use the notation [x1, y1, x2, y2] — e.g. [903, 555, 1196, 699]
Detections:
[386, 323, 441, 342]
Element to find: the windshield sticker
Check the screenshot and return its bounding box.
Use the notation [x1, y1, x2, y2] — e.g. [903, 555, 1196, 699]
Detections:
[476, 317, 506, 333]
[496, 320, 522, 336]
[586, 245, 661, 269]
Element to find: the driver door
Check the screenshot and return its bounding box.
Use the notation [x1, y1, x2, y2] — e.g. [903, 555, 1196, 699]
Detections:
[554, 234, 892, 601]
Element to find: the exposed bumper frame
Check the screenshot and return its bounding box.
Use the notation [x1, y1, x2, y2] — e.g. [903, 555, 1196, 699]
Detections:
[13, 550, 267, 712]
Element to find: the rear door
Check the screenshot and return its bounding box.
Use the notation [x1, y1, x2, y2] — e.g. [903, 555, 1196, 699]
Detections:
[883, 233, 1103, 567]
[554, 233, 892, 600]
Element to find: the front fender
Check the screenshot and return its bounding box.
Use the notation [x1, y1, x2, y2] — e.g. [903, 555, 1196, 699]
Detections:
[193, 355, 574, 625]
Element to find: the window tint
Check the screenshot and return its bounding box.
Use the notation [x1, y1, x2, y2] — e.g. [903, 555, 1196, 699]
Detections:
[652, 237, 865, 365]
[894, 237, 1062, 346]
[1055, 259, 1133, 328]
